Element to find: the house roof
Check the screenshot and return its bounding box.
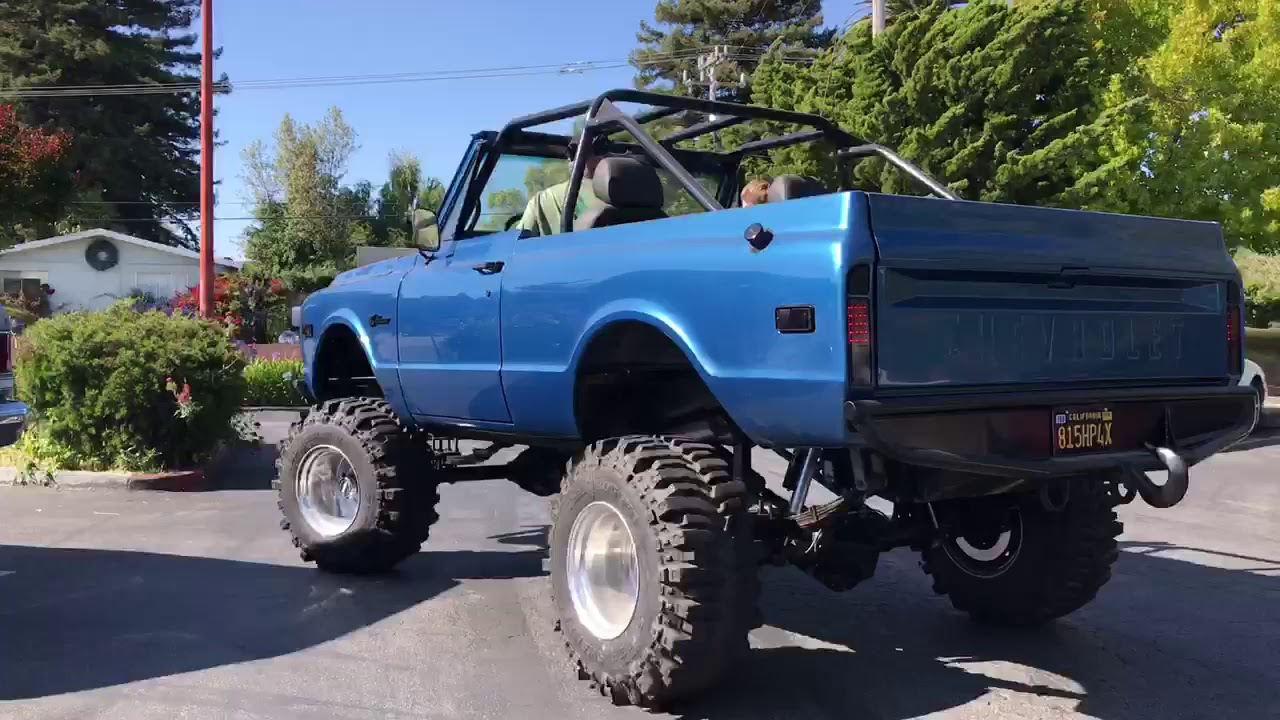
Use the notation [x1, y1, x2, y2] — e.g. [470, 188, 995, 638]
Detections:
[0, 229, 242, 269]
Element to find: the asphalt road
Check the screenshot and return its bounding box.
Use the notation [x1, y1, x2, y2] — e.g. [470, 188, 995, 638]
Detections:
[1, 419, 1278, 719]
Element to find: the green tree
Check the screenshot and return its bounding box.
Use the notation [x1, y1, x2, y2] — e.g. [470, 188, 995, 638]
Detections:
[853, 0, 953, 20]
[241, 108, 359, 288]
[523, 160, 570, 196]
[477, 187, 528, 231]
[369, 152, 448, 246]
[0, 0, 214, 247]
[632, 0, 835, 101]
[418, 177, 446, 213]
[1068, 0, 1280, 251]
[750, 0, 1113, 206]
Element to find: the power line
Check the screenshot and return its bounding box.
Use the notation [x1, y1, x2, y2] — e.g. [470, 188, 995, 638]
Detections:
[0, 52, 679, 99]
[0, 47, 815, 100]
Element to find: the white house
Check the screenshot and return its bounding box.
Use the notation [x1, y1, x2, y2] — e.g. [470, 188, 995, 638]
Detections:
[0, 229, 240, 312]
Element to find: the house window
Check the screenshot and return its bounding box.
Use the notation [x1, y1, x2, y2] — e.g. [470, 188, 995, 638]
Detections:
[134, 272, 178, 301]
[0, 271, 48, 300]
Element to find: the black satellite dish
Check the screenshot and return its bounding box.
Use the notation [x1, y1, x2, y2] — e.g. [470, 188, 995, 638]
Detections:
[85, 238, 119, 271]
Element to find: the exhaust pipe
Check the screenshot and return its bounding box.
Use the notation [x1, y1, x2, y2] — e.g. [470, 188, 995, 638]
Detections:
[1122, 444, 1189, 509]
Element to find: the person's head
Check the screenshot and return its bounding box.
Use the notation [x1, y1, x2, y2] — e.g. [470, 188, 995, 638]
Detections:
[741, 178, 770, 207]
[568, 136, 609, 178]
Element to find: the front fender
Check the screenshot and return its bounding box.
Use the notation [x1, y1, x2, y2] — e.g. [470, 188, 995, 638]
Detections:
[306, 311, 412, 422]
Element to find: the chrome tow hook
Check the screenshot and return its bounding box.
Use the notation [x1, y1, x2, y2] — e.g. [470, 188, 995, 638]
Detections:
[1122, 444, 1190, 509]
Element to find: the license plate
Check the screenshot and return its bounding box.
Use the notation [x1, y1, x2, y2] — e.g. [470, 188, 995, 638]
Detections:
[1052, 406, 1115, 455]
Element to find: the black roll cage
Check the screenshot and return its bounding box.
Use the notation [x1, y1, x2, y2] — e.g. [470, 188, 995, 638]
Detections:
[452, 88, 956, 239]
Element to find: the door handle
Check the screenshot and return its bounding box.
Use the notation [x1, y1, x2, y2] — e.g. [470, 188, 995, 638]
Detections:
[473, 261, 505, 275]
[370, 314, 391, 327]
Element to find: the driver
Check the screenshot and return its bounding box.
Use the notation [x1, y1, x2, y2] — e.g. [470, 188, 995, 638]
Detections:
[516, 137, 606, 237]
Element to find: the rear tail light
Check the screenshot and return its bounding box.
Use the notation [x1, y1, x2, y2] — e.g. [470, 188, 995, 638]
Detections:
[847, 299, 870, 345]
[1227, 282, 1242, 375]
[847, 264, 873, 386]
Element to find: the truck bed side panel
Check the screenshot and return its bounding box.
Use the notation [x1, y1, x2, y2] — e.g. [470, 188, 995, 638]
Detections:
[500, 193, 870, 446]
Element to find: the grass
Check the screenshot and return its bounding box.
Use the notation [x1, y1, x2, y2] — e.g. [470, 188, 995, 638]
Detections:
[242, 357, 306, 407]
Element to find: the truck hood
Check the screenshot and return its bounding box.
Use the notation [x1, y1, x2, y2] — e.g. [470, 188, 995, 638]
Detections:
[331, 254, 419, 287]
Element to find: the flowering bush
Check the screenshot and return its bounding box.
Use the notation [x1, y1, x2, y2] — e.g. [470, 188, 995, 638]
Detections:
[171, 274, 289, 342]
[0, 105, 72, 233]
[15, 301, 246, 470]
[165, 377, 199, 419]
[1, 282, 55, 321]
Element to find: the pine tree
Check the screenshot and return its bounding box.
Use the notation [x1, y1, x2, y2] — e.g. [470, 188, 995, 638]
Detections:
[750, 0, 1112, 207]
[0, 0, 212, 247]
[632, 0, 835, 101]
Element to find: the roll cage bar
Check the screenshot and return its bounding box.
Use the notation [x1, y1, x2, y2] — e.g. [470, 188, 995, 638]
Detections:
[452, 88, 956, 239]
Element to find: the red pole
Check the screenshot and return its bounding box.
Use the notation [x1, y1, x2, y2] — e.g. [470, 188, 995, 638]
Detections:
[198, 0, 215, 318]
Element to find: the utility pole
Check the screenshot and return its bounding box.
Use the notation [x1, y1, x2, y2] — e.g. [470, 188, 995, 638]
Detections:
[683, 45, 748, 118]
[198, 0, 215, 319]
[871, 0, 886, 36]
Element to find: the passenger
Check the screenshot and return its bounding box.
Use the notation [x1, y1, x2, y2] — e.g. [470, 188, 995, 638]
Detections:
[740, 178, 770, 207]
[517, 140, 605, 237]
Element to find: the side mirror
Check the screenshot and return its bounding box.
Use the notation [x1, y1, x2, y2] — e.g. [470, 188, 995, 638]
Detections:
[411, 208, 440, 252]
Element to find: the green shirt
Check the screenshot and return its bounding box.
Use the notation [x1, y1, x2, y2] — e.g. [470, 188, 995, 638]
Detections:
[516, 179, 601, 237]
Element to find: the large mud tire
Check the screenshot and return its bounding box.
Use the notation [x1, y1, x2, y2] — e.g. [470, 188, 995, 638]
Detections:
[922, 478, 1122, 626]
[550, 436, 759, 709]
[276, 398, 440, 574]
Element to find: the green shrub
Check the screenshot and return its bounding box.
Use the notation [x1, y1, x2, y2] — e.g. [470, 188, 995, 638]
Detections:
[1235, 249, 1280, 327]
[14, 302, 246, 470]
[0, 426, 84, 481]
[243, 357, 305, 406]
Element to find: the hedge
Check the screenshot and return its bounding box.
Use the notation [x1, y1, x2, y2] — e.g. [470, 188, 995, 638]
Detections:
[14, 302, 246, 471]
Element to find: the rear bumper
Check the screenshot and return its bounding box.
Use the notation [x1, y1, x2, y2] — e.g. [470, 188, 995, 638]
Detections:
[845, 385, 1256, 478]
[0, 400, 28, 447]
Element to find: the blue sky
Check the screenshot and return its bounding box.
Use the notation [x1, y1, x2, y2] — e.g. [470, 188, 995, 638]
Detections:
[207, 0, 863, 258]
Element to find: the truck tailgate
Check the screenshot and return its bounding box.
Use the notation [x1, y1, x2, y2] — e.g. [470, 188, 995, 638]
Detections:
[867, 194, 1237, 389]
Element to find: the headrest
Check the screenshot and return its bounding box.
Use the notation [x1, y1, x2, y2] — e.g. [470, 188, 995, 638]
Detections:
[767, 174, 826, 203]
[591, 157, 664, 209]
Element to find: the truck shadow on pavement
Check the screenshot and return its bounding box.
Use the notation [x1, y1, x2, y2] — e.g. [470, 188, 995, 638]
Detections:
[675, 542, 1280, 720]
[0, 544, 545, 701]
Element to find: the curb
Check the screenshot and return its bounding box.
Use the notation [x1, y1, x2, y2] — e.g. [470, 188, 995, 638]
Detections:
[1, 468, 214, 491]
[2, 441, 235, 492]
[1261, 404, 1280, 430]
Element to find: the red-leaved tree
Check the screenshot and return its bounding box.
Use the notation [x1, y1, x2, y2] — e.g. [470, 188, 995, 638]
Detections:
[0, 105, 72, 241]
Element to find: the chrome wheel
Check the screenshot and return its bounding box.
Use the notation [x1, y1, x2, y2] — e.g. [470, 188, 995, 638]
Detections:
[295, 444, 361, 538]
[566, 501, 640, 640]
[943, 508, 1023, 579]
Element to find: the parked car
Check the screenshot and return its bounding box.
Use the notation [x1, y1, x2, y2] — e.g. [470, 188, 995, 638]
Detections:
[274, 89, 1256, 709]
[1242, 358, 1268, 431]
[0, 306, 28, 446]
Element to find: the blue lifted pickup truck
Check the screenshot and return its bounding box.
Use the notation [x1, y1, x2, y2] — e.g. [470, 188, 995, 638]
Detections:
[277, 90, 1256, 708]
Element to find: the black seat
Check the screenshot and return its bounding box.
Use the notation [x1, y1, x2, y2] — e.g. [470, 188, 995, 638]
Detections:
[574, 156, 667, 231]
[767, 174, 827, 203]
